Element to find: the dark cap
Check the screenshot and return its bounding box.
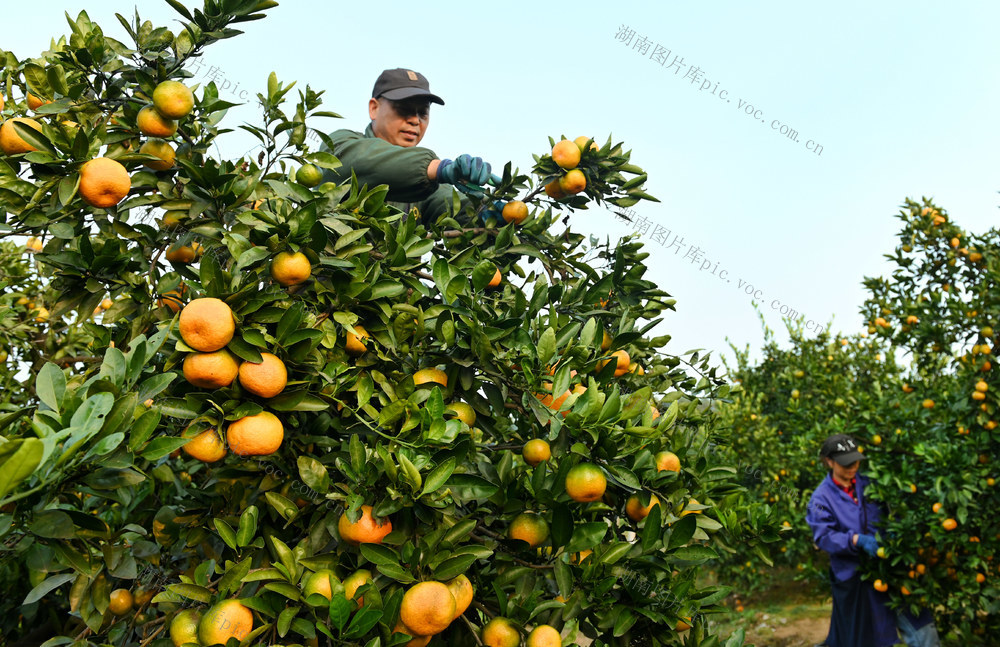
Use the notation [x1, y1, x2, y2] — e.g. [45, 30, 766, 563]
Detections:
[372, 68, 444, 105]
[820, 434, 866, 466]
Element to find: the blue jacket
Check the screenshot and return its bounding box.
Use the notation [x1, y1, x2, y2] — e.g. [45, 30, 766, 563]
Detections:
[807, 473, 898, 646]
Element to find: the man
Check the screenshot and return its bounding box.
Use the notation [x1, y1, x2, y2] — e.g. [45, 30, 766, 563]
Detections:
[806, 434, 940, 647]
[321, 68, 498, 223]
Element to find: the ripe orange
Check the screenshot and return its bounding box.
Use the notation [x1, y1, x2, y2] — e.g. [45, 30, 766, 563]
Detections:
[137, 105, 178, 137]
[626, 493, 661, 522]
[558, 169, 587, 194]
[182, 350, 239, 389]
[158, 286, 187, 313]
[343, 569, 373, 605]
[551, 139, 581, 169]
[270, 251, 312, 286]
[655, 451, 681, 472]
[152, 81, 195, 119]
[681, 498, 704, 516]
[676, 618, 693, 631]
[598, 349, 630, 377]
[445, 402, 476, 426]
[446, 574, 474, 619]
[179, 298, 235, 352]
[873, 579, 888, 592]
[169, 608, 201, 646]
[79, 157, 131, 208]
[900, 585, 911, 595]
[139, 139, 176, 171]
[26, 93, 50, 111]
[182, 427, 226, 462]
[198, 599, 253, 646]
[932, 502, 942, 513]
[922, 399, 935, 409]
[976, 380, 989, 392]
[482, 617, 520, 647]
[916, 564, 926, 575]
[508, 512, 549, 547]
[413, 368, 447, 387]
[488, 268, 502, 288]
[522, 439, 551, 466]
[574, 135, 598, 151]
[942, 518, 957, 531]
[339, 505, 392, 545]
[544, 179, 566, 199]
[565, 463, 607, 502]
[392, 622, 432, 647]
[108, 588, 133, 615]
[238, 352, 288, 398]
[226, 411, 284, 457]
[0, 118, 43, 154]
[400, 581, 456, 636]
[502, 200, 529, 225]
[164, 241, 202, 263]
[303, 569, 340, 600]
[526, 624, 561, 647]
[345, 325, 370, 356]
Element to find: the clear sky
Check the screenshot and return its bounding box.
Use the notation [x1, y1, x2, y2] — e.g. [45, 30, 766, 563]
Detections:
[6, 2, 999, 368]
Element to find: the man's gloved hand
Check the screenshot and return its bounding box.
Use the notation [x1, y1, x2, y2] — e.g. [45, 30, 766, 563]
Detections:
[437, 155, 501, 196]
[855, 534, 879, 557]
[479, 201, 505, 225]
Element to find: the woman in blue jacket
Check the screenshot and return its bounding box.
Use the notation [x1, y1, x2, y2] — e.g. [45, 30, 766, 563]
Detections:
[806, 434, 940, 647]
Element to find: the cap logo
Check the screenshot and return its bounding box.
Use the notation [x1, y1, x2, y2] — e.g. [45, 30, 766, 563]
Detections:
[406, 70, 418, 81]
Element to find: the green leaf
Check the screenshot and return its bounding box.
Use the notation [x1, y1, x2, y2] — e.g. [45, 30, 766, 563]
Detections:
[215, 518, 238, 550]
[420, 457, 456, 498]
[36, 363, 65, 412]
[29, 510, 75, 539]
[328, 594, 353, 632]
[276, 302, 304, 344]
[166, 583, 213, 604]
[565, 522, 607, 553]
[671, 545, 719, 563]
[344, 605, 383, 639]
[14, 120, 56, 154]
[218, 556, 253, 595]
[297, 456, 330, 494]
[431, 553, 478, 581]
[137, 374, 175, 403]
[359, 543, 400, 567]
[140, 436, 189, 461]
[264, 491, 299, 521]
[22, 573, 74, 605]
[0, 438, 44, 500]
[537, 328, 556, 366]
[237, 505, 259, 547]
[444, 474, 498, 501]
[667, 513, 698, 550]
[70, 392, 115, 433]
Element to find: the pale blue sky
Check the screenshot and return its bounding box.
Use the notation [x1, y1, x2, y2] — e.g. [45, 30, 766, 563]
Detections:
[7, 2, 999, 366]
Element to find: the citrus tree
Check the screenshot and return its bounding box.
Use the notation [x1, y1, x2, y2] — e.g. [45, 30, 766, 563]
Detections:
[860, 199, 1000, 643]
[0, 2, 764, 646]
[713, 314, 900, 593]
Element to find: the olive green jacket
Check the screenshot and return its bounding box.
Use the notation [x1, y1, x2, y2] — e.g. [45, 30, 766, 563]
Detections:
[321, 124, 460, 223]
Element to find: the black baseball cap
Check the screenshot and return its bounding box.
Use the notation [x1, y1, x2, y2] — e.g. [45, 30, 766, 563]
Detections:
[820, 434, 866, 466]
[372, 68, 444, 105]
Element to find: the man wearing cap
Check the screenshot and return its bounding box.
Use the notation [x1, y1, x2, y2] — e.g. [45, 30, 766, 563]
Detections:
[806, 434, 940, 647]
[321, 68, 498, 223]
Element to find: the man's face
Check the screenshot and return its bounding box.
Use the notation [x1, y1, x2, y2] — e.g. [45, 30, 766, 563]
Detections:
[369, 97, 431, 147]
[825, 457, 860, 483]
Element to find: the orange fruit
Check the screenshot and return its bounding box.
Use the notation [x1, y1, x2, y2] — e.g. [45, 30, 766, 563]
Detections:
[574, 135, 598, 151]
[238, 352, 288, 398]
[922, 399, 935, 409]
[565, 463, 607, 502]
[676, 617, 693, 631]
[137, 105, 178, 137]
[551, 139, 581, 169]
[942, 518, 957, 531]
[522, 439, 551, 466]
[932, 502, 942, 513]
[558, 169, 587, 194]
[345, 325, 370, 356]
[400, 581, 456, 636]
[152, 81, 195, 119]
[79, 157, 131, 208]
[626, 493, 661, 521]
[413, 368, 447, 387]
[544, 179, 566, 199]
[598, 349, 630, 377]
[0, 118, 43, 154]
[139, 139, 176, 171]
[681, 498, 704, 516]
[916, 564, 926, 575]
[182, 427, 226, 462]
[270, 251, 312, 286]
[169, 608, 201, 646]
[488, 268, 502, 288]
[303, 568, 340, 600]
[226, 411, 283, 457]
[26, 93, 50, 111]
[481, 617, 520, 647]
[295, 163, 323, 187]
[161, 210, 185, 227]
[601, 330, 613, 351]
[158, 286, 187, 313]
[100, 298, 114, 310]
[508, 512, 549, 547]
[900, 585, 911, 595]
[526, 624, 561, 647]
[502, 200, 529, 225]
[655, 451, 681, 472]
[446, 574, 474, 619]
[343, 569, 373, 605]
[164, 241, 202, 263]
[198, 599, 253, 646]
[445, 402, 476, 426]
[392, 621, 432, 646]
[538, 382, 584, 414]
[182, 350, 239, 389]
[976, 380, 989, 392]
[339, 505, 392, 545]
[179, 298, 235, 352]
[873, 579, 888, 593]
[108, 588, 133, 615]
